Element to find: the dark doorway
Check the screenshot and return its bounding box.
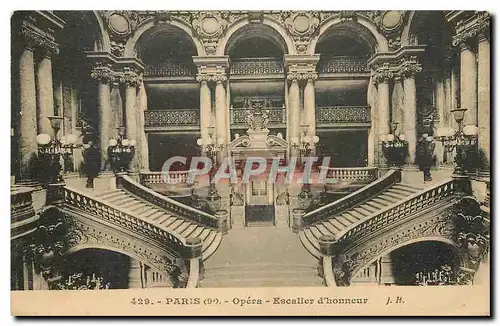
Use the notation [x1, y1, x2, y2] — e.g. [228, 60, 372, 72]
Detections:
[245, 205, 275, 227]
[318, 130, 368, 167]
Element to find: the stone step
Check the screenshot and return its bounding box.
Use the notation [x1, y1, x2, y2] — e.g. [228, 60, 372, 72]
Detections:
[299, 231, 320, 259]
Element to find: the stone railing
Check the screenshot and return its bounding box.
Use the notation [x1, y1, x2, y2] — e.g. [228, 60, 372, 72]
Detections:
[230, 106, 286, 125]
[321, 166, 378, 183]
[318, 56, 369, 73]
[337, 178, 456, 250]
[140, 170, 195, 185]
[230, 57, 284, 75]
[144, 109, 200, 127]
[11, 186, 36, 223]
[316, 106, 371, 124]
[121, 175, 218, 229]
[145, 61, 196, 77]
[303, 169, 401, 227]
[63, 185, 186, 253]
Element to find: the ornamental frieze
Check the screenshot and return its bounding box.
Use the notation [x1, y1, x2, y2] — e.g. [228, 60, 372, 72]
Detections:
[452, 11, 490, 46]
[20, 25, 59, 55]
[286, 71, 318, 82]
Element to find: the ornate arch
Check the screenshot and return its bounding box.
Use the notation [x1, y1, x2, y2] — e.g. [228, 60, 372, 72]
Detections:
[217, 15, 295, 56]
[92, 10, 111, 52]
[311, 16, 388, 54]
[124, 17, 204, 57]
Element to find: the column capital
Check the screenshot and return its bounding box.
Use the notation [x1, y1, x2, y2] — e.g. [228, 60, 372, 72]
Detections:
[90, 63, 116, 85]
[286, 71, 318, 82]
[452, 11, 490, 47]
[195, 73, 227, 85]
[398, 56, 422, 79]
[19, 25, 59, 55]
[117, 66, 143, 88]
[372, 64, 394, 85]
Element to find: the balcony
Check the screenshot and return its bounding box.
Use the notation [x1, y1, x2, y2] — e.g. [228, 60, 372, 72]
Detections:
[144, 61, 196, 78]
[144, 109, 200, 131]
[230, 106, 286, 127]
[316, 106, 371, 126]
[317, 56, 369, 74]
[230, 57, 284, 76]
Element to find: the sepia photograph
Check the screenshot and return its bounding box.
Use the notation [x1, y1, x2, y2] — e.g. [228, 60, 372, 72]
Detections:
[9, 8, 491, 316]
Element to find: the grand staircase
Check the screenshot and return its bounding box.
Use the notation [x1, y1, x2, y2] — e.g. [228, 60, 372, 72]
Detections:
[94, 188, 221, 259]
[300, 182, 423, 258]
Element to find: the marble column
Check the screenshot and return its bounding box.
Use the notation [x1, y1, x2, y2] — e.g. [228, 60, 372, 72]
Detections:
[198, 78, 212, 145]
[18, 42, 38, 181]
[124, 79, 139, 172]
[138, 81, 149, 171]
[377, 78, 390, 167]
[459, 42, 478, 126]
[477, 34, 490, 169]
[391, 76, 405, 134]
[304, 75, 317, 151]
[128, 258, 144, 289]
[367, 78, 378, 166]
[435, 78, 446, 165]
[288, 77, 301, 149]
[36, 50, 55, 136]
[214, 77, 227, 144]
[403, 74, 418, 165]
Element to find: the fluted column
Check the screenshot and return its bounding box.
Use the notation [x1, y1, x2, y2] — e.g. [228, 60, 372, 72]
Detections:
[91, 64, 114, 171]
[288, 76, 301, 148]
[401, 57, 422, 166]
[36, 49, 56, 135]
[214, 76, 227, 144]
[128, 258, 144, 289]
[459, 42, 478, 126]
[18, 37, 38, 181]
[373, 65, 391, 167]
[477, 33, 490, 169]
[304, 74, 318, 152]
[197, 77, 212, 146]
[121, 71, 141, 172]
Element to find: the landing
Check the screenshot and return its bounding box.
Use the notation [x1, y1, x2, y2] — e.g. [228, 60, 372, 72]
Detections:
[204, 227, 318, 268]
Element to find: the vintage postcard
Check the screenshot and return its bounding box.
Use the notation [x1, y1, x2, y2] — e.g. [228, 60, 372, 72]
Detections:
[10, 10, 490, 316]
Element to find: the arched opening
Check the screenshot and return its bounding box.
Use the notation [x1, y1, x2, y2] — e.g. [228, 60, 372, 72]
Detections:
[389, 241, 461, 285]
[314, 26, 374, 168]
[226, 24, 288, 141]
[136, 27, 199, 171]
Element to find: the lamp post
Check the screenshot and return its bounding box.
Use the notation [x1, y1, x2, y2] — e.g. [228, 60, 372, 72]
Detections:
[196, 127, 224, 213]
[108, 126, 136, 174]
[36, 116, 75, 204]
[380, 122, 408, 168]
[435, 108, 478, 195]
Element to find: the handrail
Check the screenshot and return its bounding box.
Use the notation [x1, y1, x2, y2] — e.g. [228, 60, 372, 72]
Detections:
[303, 169, 401, 226]
[121, 175, 218, 229]
[320, 166, 378, 183]
[337, 178, 456, 247]
[63, 185, 187, 252]
[140, 170, 196, 185]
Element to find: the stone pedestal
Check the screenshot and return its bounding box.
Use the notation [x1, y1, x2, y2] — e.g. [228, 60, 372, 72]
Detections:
[128, 258, 144, 289]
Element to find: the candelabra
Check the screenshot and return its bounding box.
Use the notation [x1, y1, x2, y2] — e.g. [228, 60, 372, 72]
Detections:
[291, 129, 320, 164]
[196, 127, 224, 213]
[380, 122, 408, 167]
[435, 108, 478, 176]
[108, 126, 136, 173]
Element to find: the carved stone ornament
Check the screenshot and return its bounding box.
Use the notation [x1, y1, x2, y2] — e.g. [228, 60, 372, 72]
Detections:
[90, 63, 116, 84]
[452, 11, 491, 46]
[195, 73, 227, 84]
[280, 11, 321, 54]
[118, 67, 143, 88]
[372, 62, 394, 84]
[20, 25, 59, 56]
[373, 11, 407, 51]
[190, 12, 233, 55]
[399, 56, 422, 78]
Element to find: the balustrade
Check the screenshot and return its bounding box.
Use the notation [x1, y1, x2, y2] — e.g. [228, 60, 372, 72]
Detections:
[337, 179, 456, 246]
[230, 57, 284, 75]
[316, 106, 371, 124]
[140, 170, 194, 185]
[230, 106, 286, 125]
[11, 186, 36, 224]
[121, 175, 218, 229]
[63, 186, 186, 252]
[318, 56, 369, 73]
[322, 167, 378, 183]
[144, 109, 199, 127]
[145, 61, 196, 77]
[303, 169, 401, 226]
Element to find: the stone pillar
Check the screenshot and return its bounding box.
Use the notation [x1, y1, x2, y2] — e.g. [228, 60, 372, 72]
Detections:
[121, 71, 141, 172]
[128, 258, 144, 289]
[379, 254, 395, 285]
[18, 40, 38, 181]
[304, 74, 317, 152]
[138, 81, 149, 171]
[459, 42, 478, 126]
[215, 76, 227, 144]
[288, 77, 301, 148]
[367, 77, 378, 166]
[400, 56, 422, 167]
[477, 34, 490, 169]
[91, 65, 114, 171]
[391, 76, 405, 134]
[197, 77, 212, 145]
[435, 78, 446, 165]
[36, 49, 56, 136]
[377, 78, 390, 167]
